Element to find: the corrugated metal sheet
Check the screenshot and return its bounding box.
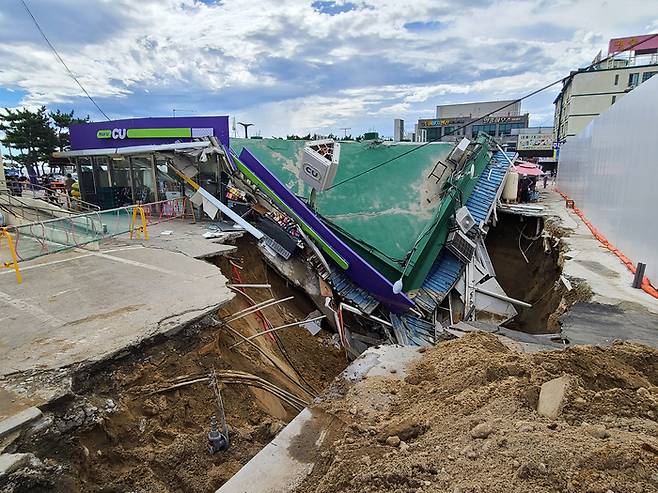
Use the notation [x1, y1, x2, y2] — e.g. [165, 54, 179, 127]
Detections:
[328, 269, 380, 314]
[413, 150, 515, 315]
[414, 250, 463, 314]
[466, 150, 514, 228]
[390, 314, 435, 346]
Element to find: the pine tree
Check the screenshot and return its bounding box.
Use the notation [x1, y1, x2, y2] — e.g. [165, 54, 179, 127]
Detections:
[0, 106, 58, 177]
[50, 109, 89, 151]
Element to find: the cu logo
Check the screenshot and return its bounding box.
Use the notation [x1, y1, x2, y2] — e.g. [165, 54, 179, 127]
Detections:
[111, 128, 127, 139]
[304, 164, 320, 180]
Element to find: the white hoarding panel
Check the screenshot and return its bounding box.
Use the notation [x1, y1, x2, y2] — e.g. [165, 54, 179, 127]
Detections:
[558, 76, 658, 283]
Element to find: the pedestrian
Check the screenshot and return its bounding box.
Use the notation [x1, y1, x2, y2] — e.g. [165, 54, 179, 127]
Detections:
[64, 173, 75, 196]
[542, 174, 548, 189]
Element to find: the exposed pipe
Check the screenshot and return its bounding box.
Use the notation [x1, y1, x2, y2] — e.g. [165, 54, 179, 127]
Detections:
[474, 286, 532, 308]
[229, 315, 326, 348]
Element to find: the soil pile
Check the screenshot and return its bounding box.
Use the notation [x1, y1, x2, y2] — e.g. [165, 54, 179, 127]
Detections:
[297, 332, 658, 493]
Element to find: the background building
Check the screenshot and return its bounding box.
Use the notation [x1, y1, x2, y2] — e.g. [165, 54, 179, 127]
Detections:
[554, 33, 658, 143]
[393, 118, 405, 142]
[436, 100, 521, 119]
[416, 99, 529, 148]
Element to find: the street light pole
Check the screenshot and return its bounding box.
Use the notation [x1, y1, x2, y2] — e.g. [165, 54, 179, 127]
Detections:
[237, 122, 254, 138]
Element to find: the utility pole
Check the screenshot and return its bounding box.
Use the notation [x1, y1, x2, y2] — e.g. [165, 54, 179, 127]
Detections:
[237, 122, 254, 138]
[339, 127, 351, 139]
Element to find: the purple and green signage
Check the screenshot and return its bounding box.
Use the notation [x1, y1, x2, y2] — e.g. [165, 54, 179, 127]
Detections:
[70, 116, 230, 151]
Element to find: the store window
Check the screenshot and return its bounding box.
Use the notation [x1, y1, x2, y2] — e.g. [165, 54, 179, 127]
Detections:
[628, 73, 640, 87]
[642, 71, 657, 82]
[472, 124, 496, 137]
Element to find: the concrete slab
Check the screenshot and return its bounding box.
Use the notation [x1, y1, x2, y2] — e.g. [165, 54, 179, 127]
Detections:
[217, 345, 422, 493]
[0, 407, 42, 440]
[540, 190, 658, 347]
[542, 191, 658, 313]
[0, 453, 34, 477]
[0, 243, 232, 377]
[113, 220, 240, 259]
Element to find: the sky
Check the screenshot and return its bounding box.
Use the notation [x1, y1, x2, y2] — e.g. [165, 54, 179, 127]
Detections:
[0, 0, 657, 139]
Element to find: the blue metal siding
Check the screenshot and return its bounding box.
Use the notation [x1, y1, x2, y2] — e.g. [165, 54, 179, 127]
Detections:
[466, 151, 514, 227]
[329, 270, 380, 314]
[414, 251, 464, 314]
[390, 314, 435, 346]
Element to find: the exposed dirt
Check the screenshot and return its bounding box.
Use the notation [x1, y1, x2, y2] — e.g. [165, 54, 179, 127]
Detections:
[2, 240, 347, 493]
[295, 332, 658, 493]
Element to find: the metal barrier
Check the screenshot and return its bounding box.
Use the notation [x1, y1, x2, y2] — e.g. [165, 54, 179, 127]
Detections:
[1, 197, 192, 265]
[0, 228, 22, 283]
[4, 182, 101, 213]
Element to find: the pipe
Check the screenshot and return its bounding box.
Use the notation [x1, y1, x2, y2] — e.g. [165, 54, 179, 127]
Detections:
[223, 296, 294, 324]
[229, 315, 326, 348]
[339, 302, 394, 327]
[474, 286, 532, 308]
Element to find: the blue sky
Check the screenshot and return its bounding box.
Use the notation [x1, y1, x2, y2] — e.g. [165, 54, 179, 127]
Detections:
[0, 0, 657, 138]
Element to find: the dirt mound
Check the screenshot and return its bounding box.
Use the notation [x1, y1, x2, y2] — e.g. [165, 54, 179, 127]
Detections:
[296, 333, 658, 493]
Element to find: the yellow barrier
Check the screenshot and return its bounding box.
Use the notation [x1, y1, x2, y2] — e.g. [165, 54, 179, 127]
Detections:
[129, 206, 149, 240]
[0, 228, 22, 284]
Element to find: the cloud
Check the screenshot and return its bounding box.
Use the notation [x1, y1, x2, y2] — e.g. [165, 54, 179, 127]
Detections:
[0, 0, 656, 138]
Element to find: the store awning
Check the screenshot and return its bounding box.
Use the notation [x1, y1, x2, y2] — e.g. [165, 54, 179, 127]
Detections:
[52, 141, 213, 158]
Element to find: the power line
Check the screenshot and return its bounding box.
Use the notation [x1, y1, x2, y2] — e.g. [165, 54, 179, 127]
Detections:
[325, 33, 658, 191]
[20, 0, 111, 121]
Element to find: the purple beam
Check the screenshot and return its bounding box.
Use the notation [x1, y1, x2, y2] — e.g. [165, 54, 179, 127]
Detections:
[238, 148, 414, 314]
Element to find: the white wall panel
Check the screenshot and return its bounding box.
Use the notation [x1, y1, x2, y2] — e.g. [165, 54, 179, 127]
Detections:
[558, 75, 658, 283]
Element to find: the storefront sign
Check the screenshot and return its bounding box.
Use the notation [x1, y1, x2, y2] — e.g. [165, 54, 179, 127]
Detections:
[418, 118, 467, 127]
[517, 133, 554, 151]
[481, 115, 526, 124]
[70, 116, 229, 150]
[609, 34, 658, 54]
[95, 127, 214, 140]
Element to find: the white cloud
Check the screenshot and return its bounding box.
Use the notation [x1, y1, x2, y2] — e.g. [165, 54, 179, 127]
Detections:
[0, 0, 656, 135]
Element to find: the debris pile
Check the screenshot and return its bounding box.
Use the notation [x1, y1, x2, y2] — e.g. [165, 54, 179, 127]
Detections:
[295, 332, 658, 493]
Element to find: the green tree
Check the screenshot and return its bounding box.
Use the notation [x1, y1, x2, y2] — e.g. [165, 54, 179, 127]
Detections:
[0, 106, 58, 177]
[49, 109, 89, 151]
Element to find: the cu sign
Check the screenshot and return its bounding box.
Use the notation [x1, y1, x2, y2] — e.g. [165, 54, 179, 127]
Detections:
[303, 163, 321, 180]
[111, 128, 127, 139]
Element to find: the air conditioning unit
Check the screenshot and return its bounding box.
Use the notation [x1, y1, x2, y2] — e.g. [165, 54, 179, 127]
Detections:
[299, 140, 341, 191]
[455, 206, 476, 233]
[446, 229, 476, 263]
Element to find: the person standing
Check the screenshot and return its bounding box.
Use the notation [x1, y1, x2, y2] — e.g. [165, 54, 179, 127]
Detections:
[64, 173, 75, 196]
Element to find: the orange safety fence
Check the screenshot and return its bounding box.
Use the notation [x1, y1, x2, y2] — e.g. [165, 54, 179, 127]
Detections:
[556, 189, 658, 299]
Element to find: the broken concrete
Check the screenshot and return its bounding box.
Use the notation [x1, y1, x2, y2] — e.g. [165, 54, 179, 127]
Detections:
[0, 221, 235, 421]
[540, 191, 658, 346]
[0, 453, 35, 477]
[0, 408, 42, 440]
[537, 375, 573, 419]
